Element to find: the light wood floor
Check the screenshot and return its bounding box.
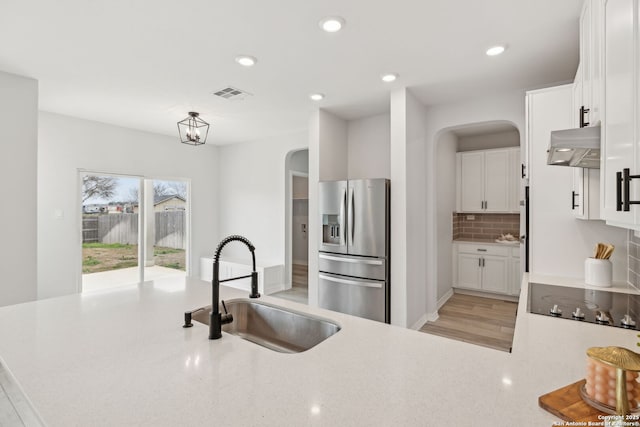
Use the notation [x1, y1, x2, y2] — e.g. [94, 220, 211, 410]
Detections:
[292, 264, 308, 288]
[419, 293, 517, 353]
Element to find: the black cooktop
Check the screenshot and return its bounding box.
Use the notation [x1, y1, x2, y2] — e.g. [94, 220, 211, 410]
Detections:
[527, 282, 640, 330]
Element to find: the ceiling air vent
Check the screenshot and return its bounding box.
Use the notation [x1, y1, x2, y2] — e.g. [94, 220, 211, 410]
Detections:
[212, 86, 252, 101]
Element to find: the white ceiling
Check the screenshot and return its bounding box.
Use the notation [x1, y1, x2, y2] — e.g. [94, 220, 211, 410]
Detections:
[0, 0, 582, 145]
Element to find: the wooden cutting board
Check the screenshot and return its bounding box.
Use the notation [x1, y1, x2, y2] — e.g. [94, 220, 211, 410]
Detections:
[539, 379, 608, 422]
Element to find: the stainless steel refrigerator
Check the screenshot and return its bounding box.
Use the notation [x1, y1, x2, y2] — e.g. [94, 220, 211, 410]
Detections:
[318, 178, 390, 323]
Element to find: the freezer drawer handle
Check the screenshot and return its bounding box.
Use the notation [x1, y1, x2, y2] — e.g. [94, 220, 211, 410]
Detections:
[319, 274, 383, 288]
[319, 254, 384, 265]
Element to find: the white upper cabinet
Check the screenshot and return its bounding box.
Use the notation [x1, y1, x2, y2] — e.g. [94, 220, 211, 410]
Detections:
[459, 151, 485, 212]
[601, 0, 640, 228]
[457, 147, 520, 213]
[578, 0, 604, 128]
[509, 148, 521, 212]
[484, 150, 511, 212]
[572, 62, 602, 220]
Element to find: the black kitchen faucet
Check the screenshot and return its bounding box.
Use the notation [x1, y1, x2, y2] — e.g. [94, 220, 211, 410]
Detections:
[182, 235, 260, 339]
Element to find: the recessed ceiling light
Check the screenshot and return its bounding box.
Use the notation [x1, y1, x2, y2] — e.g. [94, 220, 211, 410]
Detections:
[381, 73, 398, 83]
[319, 16, 345, 33]
[235, 55, 257, 67]
[310, 93, 325, 101]
[486, 45, 506, 56]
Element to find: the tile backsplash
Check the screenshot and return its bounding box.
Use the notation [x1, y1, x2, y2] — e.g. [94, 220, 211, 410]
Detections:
[453, 212, 520, 240]
[628, 230, 640, 291]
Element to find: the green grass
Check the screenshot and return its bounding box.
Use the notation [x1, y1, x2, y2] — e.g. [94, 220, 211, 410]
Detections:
[83, 256, 101, 267]
[113, 260, 138, 269]
[154, 248, 182, 255]
[83, 242, 133, 249]
[162, 262, 182, 270]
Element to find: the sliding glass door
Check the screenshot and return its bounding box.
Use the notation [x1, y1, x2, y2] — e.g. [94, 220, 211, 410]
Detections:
[80, 172, 189, 292]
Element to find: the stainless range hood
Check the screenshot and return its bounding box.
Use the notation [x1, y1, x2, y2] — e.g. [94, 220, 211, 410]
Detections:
[547, 125, 601, 168]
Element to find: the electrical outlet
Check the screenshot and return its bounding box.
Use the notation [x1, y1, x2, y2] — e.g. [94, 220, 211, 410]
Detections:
[466, 215, 475, 220]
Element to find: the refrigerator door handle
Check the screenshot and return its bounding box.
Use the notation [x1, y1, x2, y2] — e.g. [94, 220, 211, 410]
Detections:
[319, 274, 383, 289]
[339, 188, 347, 246]
[348, 186, 355, 247]
[319, 254, 384, 265]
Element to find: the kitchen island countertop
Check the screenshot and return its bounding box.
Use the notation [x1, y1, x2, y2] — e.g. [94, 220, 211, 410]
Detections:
[0, 273, 637, 426]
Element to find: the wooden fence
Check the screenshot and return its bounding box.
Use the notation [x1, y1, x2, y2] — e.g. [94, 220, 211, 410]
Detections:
[82, 211, 185, 249]
[82, 216, 99, 243]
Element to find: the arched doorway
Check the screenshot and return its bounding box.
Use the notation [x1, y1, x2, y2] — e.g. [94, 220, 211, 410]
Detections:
[273, 149, 309, 304]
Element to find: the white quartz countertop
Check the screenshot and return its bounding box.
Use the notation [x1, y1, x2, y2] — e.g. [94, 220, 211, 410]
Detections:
[0, 274, 638, 426]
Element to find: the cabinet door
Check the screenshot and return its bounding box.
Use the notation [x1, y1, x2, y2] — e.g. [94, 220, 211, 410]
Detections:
[509, 148, 521, 212]
[590, 0, 604, 126]
[602, 0, 637, 225]
[571, 168, 586, 218]
[573, 67, 584, 128]
[456, 254, 482, 289]
[481, 256, 508, 294]
[460, 152, 485, 212]
[510, 258, 521, 296]
[580, 0, 593, 120]
[484, 150, 511, 212]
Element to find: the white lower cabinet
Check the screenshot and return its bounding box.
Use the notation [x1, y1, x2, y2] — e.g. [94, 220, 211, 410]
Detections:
[510, 247, 521, 295]
[481, 256, 509, 294]
[453, 243, 519, 296]
[456, 254, 482, 290]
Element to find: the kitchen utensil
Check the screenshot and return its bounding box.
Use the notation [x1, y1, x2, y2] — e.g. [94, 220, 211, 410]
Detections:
[593, 243, 614, 259]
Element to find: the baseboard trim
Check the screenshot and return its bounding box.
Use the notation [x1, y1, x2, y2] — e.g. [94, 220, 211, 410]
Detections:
[409, 313, 431, 330]
[437, 288, 454, 309]
[454, 288, 519, 303]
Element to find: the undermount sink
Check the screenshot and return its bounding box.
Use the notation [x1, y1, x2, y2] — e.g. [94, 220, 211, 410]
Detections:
[191, 299, 341, 353]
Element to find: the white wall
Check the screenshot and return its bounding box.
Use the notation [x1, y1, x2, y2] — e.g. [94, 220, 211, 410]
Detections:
[422, 89, 527, 322]
[318, 111, 348, 181]
[289, 150, 309, 174]
[457, 129, 519, 152]
[436, 132, 458, 302]
[390, 90, 408, 326]
[0, 71, 38, 307]
[405, 91, 429, 328]
[308, 113, 320, 306]
[527, 86, 628, 281]
[216, 131, 307, 265]
[37, 112, 219, 299]
[389, 89, 428, 328]
[292, 175, 309, 266]
[347, 113, 390, 179]
[292, 199, 308, 265]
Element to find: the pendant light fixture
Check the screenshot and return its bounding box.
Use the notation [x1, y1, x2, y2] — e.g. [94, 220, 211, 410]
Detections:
[177, 112, 209, 146]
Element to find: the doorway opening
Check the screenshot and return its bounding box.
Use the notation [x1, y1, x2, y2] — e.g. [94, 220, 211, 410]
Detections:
[80, 172, 188, 292]
[273, 149, 309, 304]
[419, 121, 523, 350]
